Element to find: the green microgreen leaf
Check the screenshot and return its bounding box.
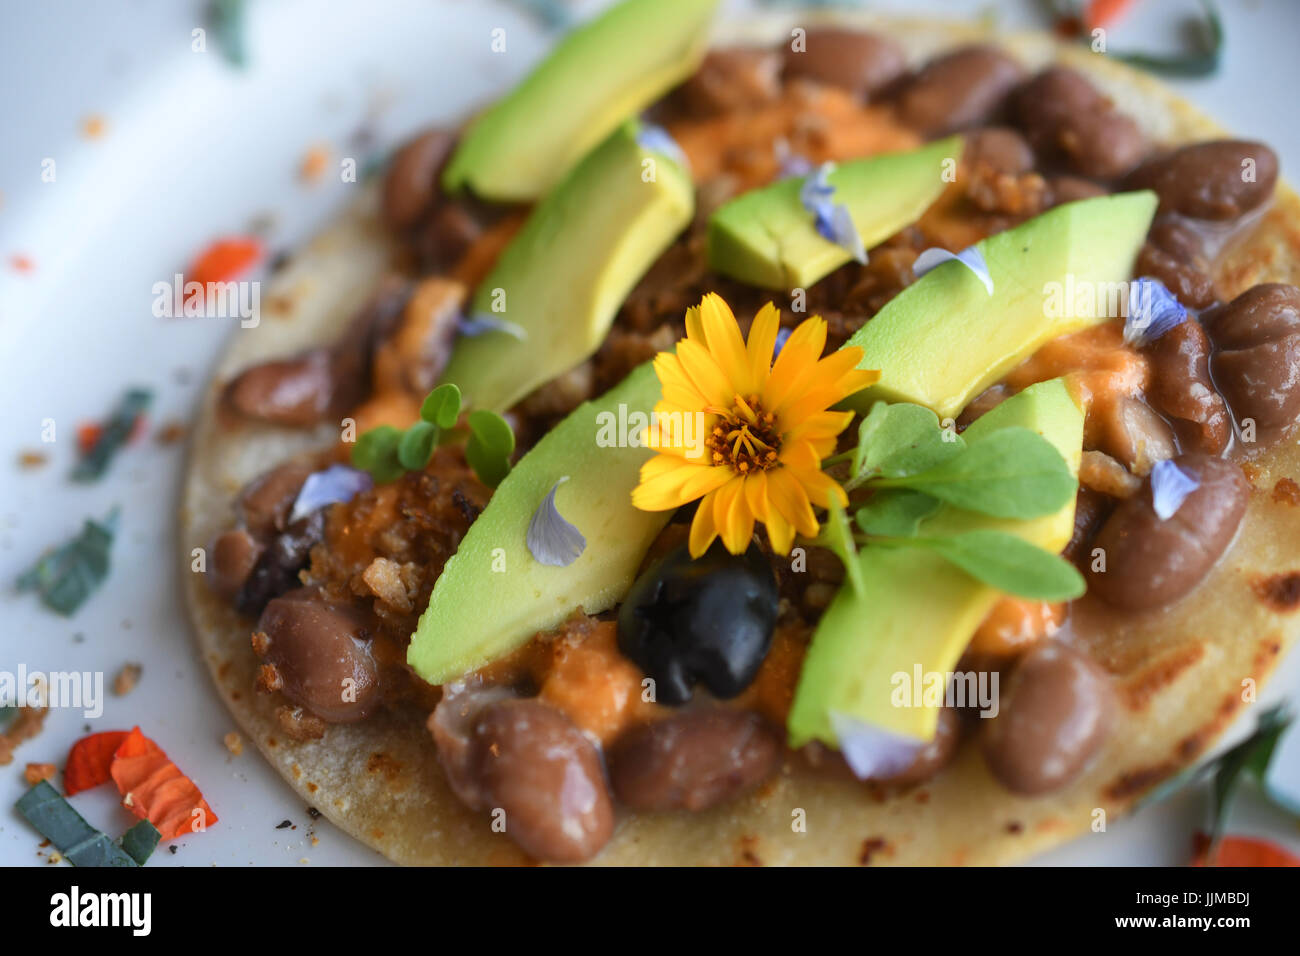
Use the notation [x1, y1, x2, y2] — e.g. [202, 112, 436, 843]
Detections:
[397, 421, 439, 472]
[71, 387, 152, 483]
[1109, 0, 1223, 77]
[209, 0, 249, 68]
[120, 819, 162, 866]
[855, 489, 941, 538]
[16, 781, 139, 867]
[420, 383, 462, 430]
[1209, 705, 1296, 855]
[465, 410, 516, 488]
[821, 498, 865, 599]
[873, 427, 1075, 519]
[17, 510, 119, 616]
[848, 401, 962, 490]
[351, 425, 405, 484]
[898, 530, 1086, 601]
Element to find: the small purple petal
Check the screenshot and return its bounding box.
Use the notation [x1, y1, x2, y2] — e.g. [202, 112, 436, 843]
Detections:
[1150, 458, 1200, 520]
[913, 246, 994, 295]
[775, 139, 813, 180]
[773, 326, 792, 359]
[1124, 277, 1188, 346]
[799, 163, 867, 264]
[527, 477, 587, 567]
[828, 204, 867, 264]
[290, 465, 372, 523]
[829, 712, 925, 781]
[636, 123, 690, 169]
[458, 313, 527, 340]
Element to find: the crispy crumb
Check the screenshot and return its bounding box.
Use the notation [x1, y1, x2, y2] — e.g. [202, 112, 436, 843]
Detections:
[49, 851, 63, 865]
[223, 732, 243, 756]
[154, 420, 187, 445]
[0, 705, 49, 765]
[123, 791, 134, 807]
[112, 662, 142, 696]
[9, 255, 34, 274]
[310, 836, 319, 846]
[24, 762, 55, 784]
[80, 114, 107, 139]
[299, 143, 331, 184]
[17, 450, 47, 469]
[1272, 477, 1300, 506]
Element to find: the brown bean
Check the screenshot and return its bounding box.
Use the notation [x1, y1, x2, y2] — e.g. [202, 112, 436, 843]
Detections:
[222, 349, 336, 427]
[236, 510, 326, 616]
[894, 46, 1024, 136]
[1046, 175, 1108, 207]
[471, 699, 613, 863]
[1064, 488, 1115, 566]
[381, 129, 456, 230]
[236, 461, 314, 537]
[1204, 283, 1300, 430]
[1143, 319, 1231, 453]
[372, 277, 465, 393]
[427, 684, 518, 810]
[981, 642, 1114, 795]
[607, 709, 780, 812]
[1093, 395, 1176, 475]
[1136, 222, 1217, 310]
[872, 706, 962, 786]
[783, 29, 906, 99]
[963, 127, 1034, 175]
[254, 588, 381, 722]
[415, 201, 485, 274]
[1124, 140, 1278, 220]
[680, 47, 783, 114]
[1013, 67, 1146, 179]
[1087, 453, 1249, 610]
[207, 529, 262, 600]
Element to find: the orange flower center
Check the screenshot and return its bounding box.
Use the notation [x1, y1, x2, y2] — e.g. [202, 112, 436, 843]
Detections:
[706, 394, 782, 475]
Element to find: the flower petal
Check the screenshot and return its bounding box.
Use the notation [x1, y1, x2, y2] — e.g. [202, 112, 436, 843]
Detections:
[767, 466, 819, 537]
[675, 339, 734, 409]
[746, 302, 781, 387]
[1151, 458, 1199, 520]
[1124, 277, 1188, 345]
[765, 508, 796, 555]
[913, 245, 994, 295]
[527, 477, 587, 567]
[290, 465, 372, 523]
[698, 293, 752, 393]
[689, 490, 720, 557]
[713, 476, 754, 554]
[764, 316, 828, 411]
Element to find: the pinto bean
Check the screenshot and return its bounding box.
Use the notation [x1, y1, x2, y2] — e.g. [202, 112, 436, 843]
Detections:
[381, 129, 456, 230]
[680, 47, 783, 114]
[236, 461, 314, 537]
[963, 127, 1034, 175]
[1204, 283, 1300, 430]
[207, 529, 263, 600]
[607, 709, 781, 812]
[1142, 319, 1231, 453]
[1136, 218, 1217, 310]
[222, 349, 336, 427]
[783, 28, 906, 99]
[427, 684, 517, 810]
[235, 510, 325, 616]
[872, 706, 962, 786]
[253, 588, 381, 722]
[980, 641, 1114, 795]
[1046, 175, 1107, 207]
[471, 699, 613, 863]
[1087, 453, 1249, 610]
[1064, 488, 1114, 566]
[1093, 395, 1176, 475]
[894, 46, 1024, 136]
[1123, 140, 1278, 220]
[415, 201, 485, 274]
[1012, 67, 1146, 179]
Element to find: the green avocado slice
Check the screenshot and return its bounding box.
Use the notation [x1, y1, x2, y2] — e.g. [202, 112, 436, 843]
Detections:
[706, 136, 962, 290]
[843, 190, 1158, 421]
[408, 362, 667, 684]
[442, 0, 720, 201]
[438, 120, 693, 413]
[786, 378, 1084, 750]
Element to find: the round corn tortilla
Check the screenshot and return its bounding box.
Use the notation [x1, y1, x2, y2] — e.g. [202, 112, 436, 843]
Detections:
[182, 13, 1300, 865]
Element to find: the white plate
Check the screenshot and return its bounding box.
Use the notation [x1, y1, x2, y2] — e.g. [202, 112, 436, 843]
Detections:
[1, 0, 1296, 867]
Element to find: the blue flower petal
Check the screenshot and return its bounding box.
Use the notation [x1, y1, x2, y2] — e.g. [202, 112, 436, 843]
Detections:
[1124, 277, 1189, 346]
[913, 246, 995, 295]
[773, 326, 792, 359]
[829, 711, 925, 781]
[1150, 458, 1200, 520]
[799, 163, 867, 264]
[290, 464, 372, 524]
[775, 139, 812, 180]
[458, 313, 527, 340]
[636, 123, 690, 170]
[527, 477, 587, 567]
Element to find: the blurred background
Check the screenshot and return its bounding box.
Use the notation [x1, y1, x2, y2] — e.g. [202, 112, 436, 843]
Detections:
[0, 0, 1296, 866]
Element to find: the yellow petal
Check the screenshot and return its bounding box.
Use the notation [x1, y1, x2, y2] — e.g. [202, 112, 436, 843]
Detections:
[746, 303, 780, 389]
[744, 469, 770, 523]
[764, 316, 828, 412]
[685, 304, 705, 344]
[765, 508, 796, 555]
[767, 466, 819, 537]
[675, 339, 733, 409]
[689, 490, 720, 557]
[679, 463, 734, 501]
[713, 476, 754, 554]
[653, 352, 709, 411]
[792, 465, 848, 509]
[698, 292, 752, 394]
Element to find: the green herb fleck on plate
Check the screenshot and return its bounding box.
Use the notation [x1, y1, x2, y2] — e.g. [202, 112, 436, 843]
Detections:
[17, 509, 119, 616]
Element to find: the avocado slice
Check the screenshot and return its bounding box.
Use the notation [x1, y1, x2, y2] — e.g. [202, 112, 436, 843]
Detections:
[439, 121, 693, 413]
[786, 378, 1084, 749]
[443, 0, 719, 201]
[843, 191, 1158, 421]
[707, 137, 961, 290]
[408, 362, 667, 684]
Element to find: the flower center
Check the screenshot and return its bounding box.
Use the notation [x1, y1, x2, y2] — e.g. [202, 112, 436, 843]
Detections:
[706, 394, 782, 474]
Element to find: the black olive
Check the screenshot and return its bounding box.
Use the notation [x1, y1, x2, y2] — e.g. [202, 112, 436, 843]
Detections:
[617, 542, 779, 705]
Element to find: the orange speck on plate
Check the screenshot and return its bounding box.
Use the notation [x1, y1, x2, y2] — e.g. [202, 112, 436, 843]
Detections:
[10, 254, 35, 273]
[299, 144, 331, 184]
[81, 115, 107, 139]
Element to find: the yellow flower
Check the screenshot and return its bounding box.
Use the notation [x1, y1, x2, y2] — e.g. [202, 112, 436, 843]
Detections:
[632, 293, 880, 557]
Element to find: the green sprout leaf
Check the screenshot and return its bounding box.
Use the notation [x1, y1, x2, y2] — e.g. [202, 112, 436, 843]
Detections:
[351, 425, 405, 483]
[420, 383, 462, 430]
[873, 427, 1075, 519]
[465, 410, 516, 488]
[821, 498, 864, 599]
[397, 421, 440, 471]
[855, 489, 941, 538]
[209, 0, 249, 68]
[1209, 706, 1297, 853]
[849, 401, 962, 490]
[901, 530, 1086, 601]
[17, 510, 119, 616]
[72, 387, 152, 483]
